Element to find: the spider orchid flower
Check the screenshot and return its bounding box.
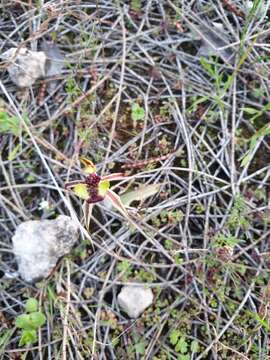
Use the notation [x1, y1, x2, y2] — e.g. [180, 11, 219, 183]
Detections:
[65, 158, 129, 217]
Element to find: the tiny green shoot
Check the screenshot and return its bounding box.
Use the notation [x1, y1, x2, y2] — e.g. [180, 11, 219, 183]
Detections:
[131, 103, 145, 122]
[15, 298, 46, 347]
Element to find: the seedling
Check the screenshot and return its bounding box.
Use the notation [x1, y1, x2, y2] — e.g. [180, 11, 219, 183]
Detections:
[227, 194, 249, 230]
[131, 103, 145, 122]
[116, 260, 132, 281]
[130, 0, 141, 12]
[15, 298, 46, 347]
[0, 111, 20, 136]
[169, 329, 199, 359]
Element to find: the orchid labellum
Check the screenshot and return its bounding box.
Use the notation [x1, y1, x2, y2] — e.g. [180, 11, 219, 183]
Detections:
[65, 158, 129, 218]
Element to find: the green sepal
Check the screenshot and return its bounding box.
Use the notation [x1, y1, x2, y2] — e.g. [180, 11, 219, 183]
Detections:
[98, 180, 110, 197]
[72, 183, 89, 200]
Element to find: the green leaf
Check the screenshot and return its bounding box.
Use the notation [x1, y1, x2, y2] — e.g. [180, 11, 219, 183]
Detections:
[175, 337, 188, 354]
[249, 135, 258, 149]
[25, 298, 38, 313]
[15, 314, 31, 329]
[131, 0, 141, 12]
[191, 340, 199, 353]
[259, 125, 270, 137]
[248, 311, 270, 332]
[240, 152, 251, 167]
[134, 341, 145, 355]
[223, 74, 233, 92]
[0, 111, 20, 136]
[98, 179, 110, 197]
[131, 103, 145, 121]
[28, 312, 46, 328]
[15, 312, 46, 330]
[8, 143, 21, 161]
[264, 101, 270, 110]
[242, 107, 258, 115]
[169, 329, 180, 346]
[120, 184, 161, 206]
[72, 183, 89, 200]
[19, 329, 37, 346]
[117, 260, 132, 277]
[199, 58, 215, 78]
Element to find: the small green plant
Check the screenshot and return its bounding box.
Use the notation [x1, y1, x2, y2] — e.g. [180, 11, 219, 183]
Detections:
[240, 102, 270, 166]
[116, 260, 132, 280]
[136, 269, 156, 282]
[0, 111, 21, 136]
[227, 195, 249, 230]
[173, 252, 183, 265]
[241, 126, 270, 166]
[170, 330, 188, 353]
[15, 298, 46, 347]
[212, 233, 238, 248]
[65, 70, 81, 105]
[77, 126, 93, 145]
[127, 331, 146, 357]
[159, 101, 171, 118]
[199, 57, 232, 111]
[164, 239, 173, 250]
[131, 103, 145, 122]
[130, 0, 141, 12]
[169, 329, 199, 359]
[160, 209, 183, 224]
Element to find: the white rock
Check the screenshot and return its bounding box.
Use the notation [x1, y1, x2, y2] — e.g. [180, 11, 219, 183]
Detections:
[12, 215, 79, 282]
[117, 285, 154, 318]
[1, 47, 46, 87]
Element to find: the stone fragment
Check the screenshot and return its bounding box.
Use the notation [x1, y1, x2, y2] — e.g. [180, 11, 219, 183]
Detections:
[117, 285, 154, 318]
[12, 215, 79, 282]
[2, 47, 46, 87]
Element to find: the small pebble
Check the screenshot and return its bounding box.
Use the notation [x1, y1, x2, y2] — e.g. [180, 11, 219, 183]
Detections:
[117, 285, 154, 318]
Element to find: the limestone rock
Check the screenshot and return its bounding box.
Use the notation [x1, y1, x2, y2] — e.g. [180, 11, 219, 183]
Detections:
[12, 215, 79, 282]
[117, 285, 153, 318]
[2, 47, 46, 87]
